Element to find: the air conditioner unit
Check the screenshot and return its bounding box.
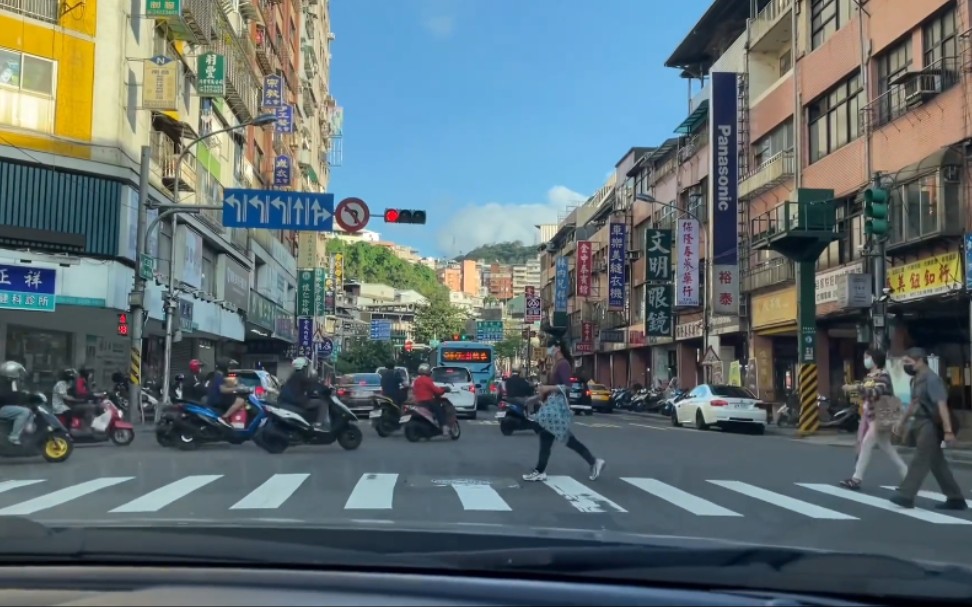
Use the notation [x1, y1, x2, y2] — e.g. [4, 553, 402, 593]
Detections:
[904, 74, 939, 106]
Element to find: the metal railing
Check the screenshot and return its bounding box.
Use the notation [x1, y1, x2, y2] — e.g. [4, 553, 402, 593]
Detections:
[0, 0, 58, 23]
[749, 0, 792, 45]
[865, 56, 960, 130]
[742, 257, 795, 292]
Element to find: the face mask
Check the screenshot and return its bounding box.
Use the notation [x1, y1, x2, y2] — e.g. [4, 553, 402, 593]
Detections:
[903, 363, 917, 376]
[863, 356, 874, 370]
[547, 346, 556, 357]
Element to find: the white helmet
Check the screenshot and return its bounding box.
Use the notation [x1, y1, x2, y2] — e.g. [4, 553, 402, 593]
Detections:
[0, 361, 26, 380]
[292, 357, 311, 371]
[417, 363, 431, 376]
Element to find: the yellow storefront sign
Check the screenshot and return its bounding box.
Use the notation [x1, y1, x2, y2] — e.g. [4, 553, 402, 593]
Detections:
[886, 251, 962, 302]
[751, 287, 797, 330]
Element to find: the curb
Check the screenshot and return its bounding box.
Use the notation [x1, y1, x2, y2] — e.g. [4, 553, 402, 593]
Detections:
[786, 435, 972, 467]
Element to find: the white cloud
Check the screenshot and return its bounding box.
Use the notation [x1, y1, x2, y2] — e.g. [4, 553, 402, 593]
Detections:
[422, 15, 455, 38]
[437, 186, 587, 257]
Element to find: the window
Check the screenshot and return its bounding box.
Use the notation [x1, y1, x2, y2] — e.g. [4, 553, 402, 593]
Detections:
[875, 38, 912, 127]
[779, 49, 792, 76]
[0, 47, 56, 133]
[889, 171, 959, 246]
[810, 0, 853, 50]
[807, 72, 862, 163]
[923, 7, 957, 69]
[816, 198, 862, 270]
[752, 122, 793, 167]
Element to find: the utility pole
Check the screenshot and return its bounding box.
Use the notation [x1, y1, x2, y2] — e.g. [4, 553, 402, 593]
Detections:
[129, 145, 152, 423]
[864, 172, 890, 352]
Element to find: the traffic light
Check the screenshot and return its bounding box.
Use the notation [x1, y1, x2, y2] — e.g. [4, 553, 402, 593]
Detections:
[117, 313, 129, 336]
[383, 208, 427, 224]
[863, 187, 890, 237]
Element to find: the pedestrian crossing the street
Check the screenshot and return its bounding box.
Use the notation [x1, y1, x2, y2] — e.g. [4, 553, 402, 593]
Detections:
[0, 473, 969, 526]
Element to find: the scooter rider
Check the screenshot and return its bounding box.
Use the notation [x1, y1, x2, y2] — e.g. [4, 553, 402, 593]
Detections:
[0, 361, 34, 446]
[279, 357, 329, 429]
[380, 360, 406, 407]
[185, 359, 209, 402]
[411, 363, 452, 432]
[207, 358, 248, 427]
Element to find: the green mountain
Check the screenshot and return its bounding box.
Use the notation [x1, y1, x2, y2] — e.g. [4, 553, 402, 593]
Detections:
[457, 241, 537, 265]
[324, 239, 446, 300]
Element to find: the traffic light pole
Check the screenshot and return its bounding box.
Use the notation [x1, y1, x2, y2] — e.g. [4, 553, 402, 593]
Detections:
[864, 173, 890, 352]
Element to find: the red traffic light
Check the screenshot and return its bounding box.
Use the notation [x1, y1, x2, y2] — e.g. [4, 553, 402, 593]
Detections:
[404, 339, 413, 352]
[384, 208, 400, 222]
[383, 208, 427, 224]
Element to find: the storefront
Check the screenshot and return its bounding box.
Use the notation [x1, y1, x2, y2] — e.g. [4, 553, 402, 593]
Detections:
[815, 262, 869, 398]
[674, 314, 704, 387]
[750, 286, 798, 403]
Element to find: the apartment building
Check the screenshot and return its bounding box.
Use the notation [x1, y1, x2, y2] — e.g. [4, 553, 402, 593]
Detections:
[0, 0, 337, 382]
[540, 0, 972, 411]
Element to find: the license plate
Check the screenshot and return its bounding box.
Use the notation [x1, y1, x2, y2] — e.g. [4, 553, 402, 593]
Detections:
[731, 403, 748, 409]
[399, 415, 411, 423]
[495, 411, 506, 419]
[369, 410, 381, 419]
[353, 391, 367, 399]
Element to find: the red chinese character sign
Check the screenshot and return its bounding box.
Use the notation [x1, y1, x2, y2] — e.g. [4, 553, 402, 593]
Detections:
[576, 321, 595, 353]
[675, 218, 700, 307]
[576, 241, 593, 297]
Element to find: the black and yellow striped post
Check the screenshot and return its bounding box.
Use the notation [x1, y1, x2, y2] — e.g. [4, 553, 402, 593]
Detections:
[130, 347, 142, 388]
[798, 362, 820, 436]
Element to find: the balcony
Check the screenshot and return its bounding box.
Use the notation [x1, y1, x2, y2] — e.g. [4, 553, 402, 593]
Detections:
[300, 81, 316, 117]
[224, 43, 260, 122]
[149, 0, 212, 44]
[0, 0, 58, 24]
[739, 150, 794, 200]
[302, 44, 318, 79]
[272, 131, 288, 155]
[253, 27, 276, 75]
[149, 131, 196, 194]
[742, 257, 794, 292]
[237, 0, 266, 25]
[750, 192, 837, 261]
[749, 0, 792, 54]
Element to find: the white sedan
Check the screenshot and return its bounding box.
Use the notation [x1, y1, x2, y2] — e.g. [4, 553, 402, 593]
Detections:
[671, 384, 767, 434]
[431, 366, 478, 419]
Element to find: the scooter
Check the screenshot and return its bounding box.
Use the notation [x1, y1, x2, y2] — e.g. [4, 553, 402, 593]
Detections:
[496, 395, 540, 436]
[256, 388, 363, 454]
[401, 397, 460, 442]
[155, 389, 266, 450]
[0, 393, 73, 463]
[369, 393, 403, 437]
[58, 393, 134, 446]
[819, 396, 860, 433]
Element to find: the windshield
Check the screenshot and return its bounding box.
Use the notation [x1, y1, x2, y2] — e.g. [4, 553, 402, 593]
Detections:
[3, 2, 967, 601]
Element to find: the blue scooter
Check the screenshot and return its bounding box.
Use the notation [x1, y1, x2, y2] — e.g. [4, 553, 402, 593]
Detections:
[496, 396, 540, 436]
[155, 390, 268, 450]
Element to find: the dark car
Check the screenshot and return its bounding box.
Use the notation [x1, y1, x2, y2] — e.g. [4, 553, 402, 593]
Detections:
[566, 377, 593, 416]
[335, 373, 383, 414]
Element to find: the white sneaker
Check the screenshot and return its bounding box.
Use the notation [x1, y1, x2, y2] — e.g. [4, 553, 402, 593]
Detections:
[522, 470, 547, 482]
[589, 458, 605, 481]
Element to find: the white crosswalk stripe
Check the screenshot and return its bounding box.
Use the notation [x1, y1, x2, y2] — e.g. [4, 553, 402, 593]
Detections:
[880, 485, 972, 509]
[0, 473, 968, 526]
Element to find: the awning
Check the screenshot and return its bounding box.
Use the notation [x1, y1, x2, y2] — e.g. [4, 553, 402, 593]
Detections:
[152, 111, 199, 142]
[892, 147, 963, 184]
[674, 100, 708, 135]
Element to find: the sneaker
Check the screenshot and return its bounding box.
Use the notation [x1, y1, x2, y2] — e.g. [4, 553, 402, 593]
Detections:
[216, 417, 233, 428]
[589, 458, 605, 481]
[522, 470, 547, 482]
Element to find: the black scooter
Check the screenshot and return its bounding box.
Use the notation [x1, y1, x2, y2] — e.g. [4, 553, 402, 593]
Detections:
[497, 395, 540, 436]
[256, 386, 363, 454]
[0, 393, 73, 463]
[370, 394, 404, 437]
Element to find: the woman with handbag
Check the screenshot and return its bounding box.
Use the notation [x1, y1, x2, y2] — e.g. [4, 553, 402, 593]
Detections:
[839, 348, 908, 490]
[522, 338, 605, 483]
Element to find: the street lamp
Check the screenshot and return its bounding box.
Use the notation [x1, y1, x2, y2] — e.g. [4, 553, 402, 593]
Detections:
[634, 193, 712, 383]
[146, 113, 276, 420]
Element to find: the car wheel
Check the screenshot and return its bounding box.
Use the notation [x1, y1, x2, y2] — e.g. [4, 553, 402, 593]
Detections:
[695, 410, 709, 430]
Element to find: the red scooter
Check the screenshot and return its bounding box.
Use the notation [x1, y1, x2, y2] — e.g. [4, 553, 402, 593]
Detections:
[58, 393, 135, 446]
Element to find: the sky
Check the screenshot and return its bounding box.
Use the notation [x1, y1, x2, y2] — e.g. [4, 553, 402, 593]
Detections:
[327, 0, 712, 258]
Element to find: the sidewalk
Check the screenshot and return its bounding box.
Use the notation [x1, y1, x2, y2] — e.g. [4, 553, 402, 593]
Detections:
[771, 426, 972, 467]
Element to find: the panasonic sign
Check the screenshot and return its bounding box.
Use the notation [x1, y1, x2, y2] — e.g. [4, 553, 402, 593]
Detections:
[707, 72, 740, 315]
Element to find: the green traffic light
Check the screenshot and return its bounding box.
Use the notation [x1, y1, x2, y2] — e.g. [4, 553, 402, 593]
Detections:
[863, 187, 890, 235]
[863, 187, 890, 205]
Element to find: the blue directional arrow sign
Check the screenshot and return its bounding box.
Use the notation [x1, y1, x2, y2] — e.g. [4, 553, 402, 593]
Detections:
[222, 189, 334, 231]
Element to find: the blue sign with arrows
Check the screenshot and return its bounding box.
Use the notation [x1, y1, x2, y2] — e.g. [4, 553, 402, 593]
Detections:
[222, 189, 334, 231]
[370, 319, 392, 341]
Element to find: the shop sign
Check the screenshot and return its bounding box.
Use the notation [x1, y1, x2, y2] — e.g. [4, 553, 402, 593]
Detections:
[675, 319, 703, 341]
[576, 241, 593, 297]
[607, 223, 627, 310]
[752, 288, 797, 329]
[675, 219, 700, 307]
[816, 262, 864, 305]
[886, 251, 963, 302]
[0, 263, 57, 312]
[249, 291, 275, 329]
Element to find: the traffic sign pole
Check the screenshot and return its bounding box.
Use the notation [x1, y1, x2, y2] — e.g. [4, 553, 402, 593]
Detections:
[128, 145, 151, 423]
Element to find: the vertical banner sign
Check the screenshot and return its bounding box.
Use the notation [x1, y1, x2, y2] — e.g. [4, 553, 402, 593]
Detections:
[297, 317, 314, 357]
[575, 241, 593, 297]
[326, 254, 337, 313]
[644, 229, 673, 338]
[313, 267, 326, 316]
[274, 105, 294, 133]
[965, 233, 972, 290]
[296, 269, 316, 317]
[675, 218, 700, 307]
[554, 256, 569, 312]
[709, 71, 740, 315]
[525, 285, 541, 323]
[273, 155, 292, 186]
[608, 223, 627, 310]
[142, 55, 179, 112]
[196, 52, 225, 97]
[262, 74, 283, 107]
[581, 321, 594, 344]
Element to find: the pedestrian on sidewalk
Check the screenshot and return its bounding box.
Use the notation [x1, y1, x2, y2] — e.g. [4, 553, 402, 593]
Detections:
[522, 337, 605, 483]
[890, 347, 967, 510]
[839, 348, 907, 490]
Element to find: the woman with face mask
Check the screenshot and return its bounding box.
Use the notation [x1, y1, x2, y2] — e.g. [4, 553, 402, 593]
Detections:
[522, 338, 605, 483]
[838, 348, 907, 490]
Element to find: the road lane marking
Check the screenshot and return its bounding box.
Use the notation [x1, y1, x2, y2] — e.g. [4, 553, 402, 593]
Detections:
[231, 474, 310, 510]
[709, 480, 856, 520]
[0, 477, 134, 516]
[345, 473, 398, 510]
[800, 483, 972, 525]
[575, 422, 621, 428]
[622, 478, 741, 517]
[110, 475, 223, 513]
[542, 476, 627, 513]
[630, 423, 670, 431]
[448, 483, 512, 511]
[880, 485, 972, 509]
[0, 480, 45, 494]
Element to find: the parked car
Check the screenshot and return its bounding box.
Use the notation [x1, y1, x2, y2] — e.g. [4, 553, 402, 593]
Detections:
[336, 372, 384, 415]
[431, 366, 478, 419]
[671, 384, 767, 433]
[566, 377, 593, 415]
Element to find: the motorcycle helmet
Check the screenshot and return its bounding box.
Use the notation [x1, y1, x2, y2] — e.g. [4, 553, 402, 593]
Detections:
[189, 359, 204, 374]
[174, 373, 185, 382]
[417, 363, 431, 376]
[0, 361, 26, 380]
[292, 357, 310, 371]
[216, 358, 239, 373]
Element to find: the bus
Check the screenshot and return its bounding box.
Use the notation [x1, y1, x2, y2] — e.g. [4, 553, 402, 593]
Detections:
[429, 340, 498, 409]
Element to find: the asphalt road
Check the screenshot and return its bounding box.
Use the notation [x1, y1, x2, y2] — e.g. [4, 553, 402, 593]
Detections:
[2, 411, 972, 565]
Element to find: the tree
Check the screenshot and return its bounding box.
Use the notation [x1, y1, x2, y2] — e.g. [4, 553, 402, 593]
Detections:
[494, 334, 524, 362]
[412, 291, 468, 343]
[335, 339, 396, 375]
[324, 239, 446, 299]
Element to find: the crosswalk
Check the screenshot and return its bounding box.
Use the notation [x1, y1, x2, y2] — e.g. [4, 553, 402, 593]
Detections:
[0, 473, 969, 525]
